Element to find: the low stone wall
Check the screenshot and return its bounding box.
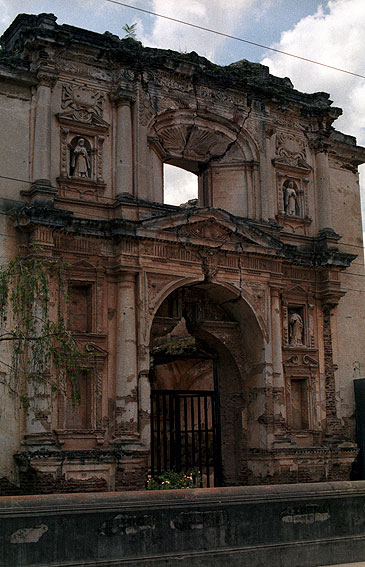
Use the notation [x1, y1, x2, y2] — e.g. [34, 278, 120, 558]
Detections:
[1, 481, 365, 567]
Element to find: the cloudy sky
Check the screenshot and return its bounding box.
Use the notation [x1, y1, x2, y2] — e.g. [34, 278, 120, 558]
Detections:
[0, 0, 364, 223]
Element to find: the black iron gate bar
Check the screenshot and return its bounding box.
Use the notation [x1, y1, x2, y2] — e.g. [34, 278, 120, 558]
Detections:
[151, 389, 220, 487]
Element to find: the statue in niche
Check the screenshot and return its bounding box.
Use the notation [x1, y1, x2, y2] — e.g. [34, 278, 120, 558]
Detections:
[289, 312, 304, 346]
[284, 181, 299, 216]
[71, 138, 91, 178]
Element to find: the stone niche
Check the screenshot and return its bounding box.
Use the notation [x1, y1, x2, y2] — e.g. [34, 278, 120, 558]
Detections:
[273, 132, 313, 234]
[56, 83, 109, 200]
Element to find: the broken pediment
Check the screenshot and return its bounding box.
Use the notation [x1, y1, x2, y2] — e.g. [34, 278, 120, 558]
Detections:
[140, 208, 283, 252]
[283, 284, 310, 296]
[57, 111, 110, 131]
[84, 343, 108, 358]
[177, 220, 234, 242]
[71, 260, 96, 270]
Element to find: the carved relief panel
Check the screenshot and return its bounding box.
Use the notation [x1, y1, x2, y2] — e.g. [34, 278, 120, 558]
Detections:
[282, 285, 319, 432]
[57, 83, 109, 199]
[283, 353, 319, 431]
[273, 132, 313, 234]
[282, 291, 315, 349]
[56, 343, 107, 446]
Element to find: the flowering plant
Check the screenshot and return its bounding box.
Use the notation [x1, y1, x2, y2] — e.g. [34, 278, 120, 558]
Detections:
[146, 470, 201, 490]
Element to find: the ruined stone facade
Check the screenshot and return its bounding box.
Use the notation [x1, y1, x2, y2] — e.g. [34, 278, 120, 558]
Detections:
[0, 13, 364, 493]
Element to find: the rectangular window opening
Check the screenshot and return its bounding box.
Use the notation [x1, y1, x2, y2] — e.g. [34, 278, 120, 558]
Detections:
[290, 378, 309, 430]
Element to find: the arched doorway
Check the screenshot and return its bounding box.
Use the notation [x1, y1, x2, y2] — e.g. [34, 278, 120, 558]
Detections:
[149, 282, 265, 487]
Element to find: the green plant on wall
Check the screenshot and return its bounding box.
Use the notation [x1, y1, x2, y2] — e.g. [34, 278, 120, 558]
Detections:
[146, 470, 201, 490]
[0, 247, 87, 410]
[122, 22, 137, 39]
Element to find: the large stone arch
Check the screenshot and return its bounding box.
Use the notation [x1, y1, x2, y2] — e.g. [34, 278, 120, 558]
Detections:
[147, 276, 267, 344]
[147, 109, 261, 218]
[149, 280, 266, 486]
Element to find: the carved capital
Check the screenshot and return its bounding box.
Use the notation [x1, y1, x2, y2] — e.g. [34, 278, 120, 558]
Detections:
[37, 71, 58, 89]
[109, 86, 136, 106]
[117, 271, 137, 285]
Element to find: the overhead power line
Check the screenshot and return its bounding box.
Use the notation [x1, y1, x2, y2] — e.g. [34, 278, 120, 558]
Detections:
[104, 0, 365, 79]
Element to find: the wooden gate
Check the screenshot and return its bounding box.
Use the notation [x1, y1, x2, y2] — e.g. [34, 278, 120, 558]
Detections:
[150, 390, 221, 487]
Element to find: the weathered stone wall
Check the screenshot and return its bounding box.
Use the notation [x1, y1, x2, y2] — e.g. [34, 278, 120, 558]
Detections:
[0, 78, 31, 485]
[1, 482, 365, 567]
[0, 13, 364, 493]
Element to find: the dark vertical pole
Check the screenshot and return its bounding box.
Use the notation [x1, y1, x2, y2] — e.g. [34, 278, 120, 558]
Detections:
[213, 359, 222, 486]
[175, 394, 181, 472]
[191, 395, 195, 470]
[354, 379, 365, 479]
[162, 393, 168, 472]
[204, 394, 210, 487]
[184, 396, 189, 471]
[150, 392, 155, 477]
[169, 392, 175, 470]
[197, 395, 203, 487]
[156, 393, 161, 475]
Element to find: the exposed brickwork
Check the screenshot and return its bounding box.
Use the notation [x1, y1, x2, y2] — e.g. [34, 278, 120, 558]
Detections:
[245, 448, 357, 486]
[115, 454, 149, 491]
[323, 306, 338, 427]
[0, 468, 107, 496]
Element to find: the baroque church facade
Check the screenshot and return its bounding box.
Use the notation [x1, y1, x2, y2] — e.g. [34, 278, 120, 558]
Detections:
[0, 13, 364, 493]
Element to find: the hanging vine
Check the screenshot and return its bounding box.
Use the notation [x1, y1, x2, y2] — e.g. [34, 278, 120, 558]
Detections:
[0, 249, 86, 410]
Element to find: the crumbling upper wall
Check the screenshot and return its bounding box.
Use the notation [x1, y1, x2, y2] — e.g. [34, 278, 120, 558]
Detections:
[1, 12, 364, 232]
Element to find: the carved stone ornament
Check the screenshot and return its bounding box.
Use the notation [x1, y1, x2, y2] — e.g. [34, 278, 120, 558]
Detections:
[275, 133, 309, 169]
[147, 273, 179, 313]
[58, 129, 106, 195]
[178, 220, 232, 242]
[37, 71, 58, 89]
[289, 311, 304, 346]
[156, 123, 232, 162]
[138, 89, 155, 127]
[197, 85, 246, 108]
[284, 180, 299, 216]
[71, 138, 91, 178]
[58, 84, 109, 130]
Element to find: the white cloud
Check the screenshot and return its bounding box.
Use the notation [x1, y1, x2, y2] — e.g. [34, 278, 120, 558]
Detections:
[261, 0, 365, 233]
[261, 0, 365, 145]
[164, 165, 197, 206]
[0, 0, 15, 28]
[139, 0, 268, 62]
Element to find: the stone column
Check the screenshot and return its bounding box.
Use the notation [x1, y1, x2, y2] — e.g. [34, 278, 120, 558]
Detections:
[113, 89, 135, 198]
[315, 147, 332, 231]
[271, 288, 283, 380]
[115, 272, 138, 440]
[322, 302, 341, 434]
[32, 72, 57, 183]
[270, 287, 285, 441]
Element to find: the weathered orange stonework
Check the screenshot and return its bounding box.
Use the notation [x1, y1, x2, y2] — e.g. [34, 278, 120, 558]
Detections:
[0, 13, 364, 494]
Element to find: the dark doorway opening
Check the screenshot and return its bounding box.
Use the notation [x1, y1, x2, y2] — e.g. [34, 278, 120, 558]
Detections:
[149, 283, 259, 487]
